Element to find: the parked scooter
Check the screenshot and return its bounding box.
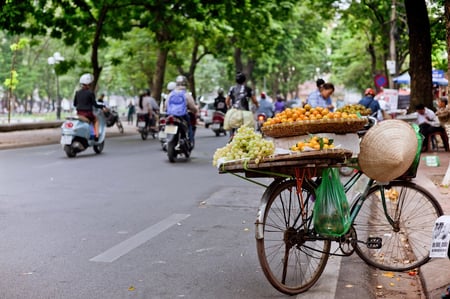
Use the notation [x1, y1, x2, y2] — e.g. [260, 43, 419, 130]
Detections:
[104, 107, 124, 133]
[164, 114, 192, 162]
[211, 111, 227, 136]
[60, 108, 106, 158]
[256, 112, 267, 132]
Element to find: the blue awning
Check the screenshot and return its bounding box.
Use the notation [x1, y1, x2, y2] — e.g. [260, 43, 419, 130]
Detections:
[393, 72, 448, 86]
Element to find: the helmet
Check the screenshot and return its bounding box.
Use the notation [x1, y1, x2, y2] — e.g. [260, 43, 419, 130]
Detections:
[79, 73, 93, 85]
[218, 87, 224, 95]
[260, 92, 266, 99]
[167, 81, 176, 91]
[364, 88, 375, 96]
[235, 72, 246, 84]
[175, 75, 187, 86]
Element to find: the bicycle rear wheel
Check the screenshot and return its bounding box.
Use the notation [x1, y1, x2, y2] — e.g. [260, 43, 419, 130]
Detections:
[256, 179, 330, 295]
[353, 181, 443, 271]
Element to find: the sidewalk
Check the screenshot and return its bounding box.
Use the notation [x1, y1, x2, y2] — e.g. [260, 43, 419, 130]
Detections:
[416, 151, 450, 299]
[0, 121, 139, 150]
[0, 124, 449, 298]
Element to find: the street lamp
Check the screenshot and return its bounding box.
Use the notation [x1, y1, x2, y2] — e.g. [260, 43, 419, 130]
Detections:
[47, 52, 64, 120]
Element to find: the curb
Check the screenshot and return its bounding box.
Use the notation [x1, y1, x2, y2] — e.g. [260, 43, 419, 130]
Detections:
[0, 121, 63, 132]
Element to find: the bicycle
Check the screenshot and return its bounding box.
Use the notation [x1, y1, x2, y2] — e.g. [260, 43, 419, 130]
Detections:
[253, 165, 443, 295]
[219, 142, 443, 296]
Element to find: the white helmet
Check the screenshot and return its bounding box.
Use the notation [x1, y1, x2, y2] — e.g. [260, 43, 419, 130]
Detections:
[167, 81, 176, 91]
[79, 73, 93, 85]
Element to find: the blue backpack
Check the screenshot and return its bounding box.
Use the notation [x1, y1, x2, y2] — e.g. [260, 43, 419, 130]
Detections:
[167, 90, 187, 116]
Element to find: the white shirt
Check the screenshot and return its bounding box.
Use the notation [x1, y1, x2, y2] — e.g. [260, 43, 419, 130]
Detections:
[416, 107, 440, 127]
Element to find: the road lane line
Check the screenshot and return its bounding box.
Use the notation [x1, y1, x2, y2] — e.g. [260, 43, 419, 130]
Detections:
[90, 213, 190, 263]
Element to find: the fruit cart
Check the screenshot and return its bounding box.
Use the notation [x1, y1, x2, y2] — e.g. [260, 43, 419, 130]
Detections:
[215, 111, 440, 296]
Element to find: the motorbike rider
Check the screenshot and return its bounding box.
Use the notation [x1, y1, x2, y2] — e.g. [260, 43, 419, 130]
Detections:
[143, 89, 159, 129]
[358, 88, 381, 117]
[160, 81, 176, 115]
[256, 92, 274, 118]
[136, 90, 153, 128]
[73, 73, 105, 141]
[226, 72, 259, 111]
[213, 88, 228, 114]
[165, 75, 198, 148]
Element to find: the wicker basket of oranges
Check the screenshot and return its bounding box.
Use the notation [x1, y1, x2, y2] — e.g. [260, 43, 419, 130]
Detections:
[261, 105, 368, 138]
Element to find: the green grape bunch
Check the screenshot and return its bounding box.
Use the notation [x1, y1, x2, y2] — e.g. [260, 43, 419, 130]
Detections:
[213, 126, 275, 166]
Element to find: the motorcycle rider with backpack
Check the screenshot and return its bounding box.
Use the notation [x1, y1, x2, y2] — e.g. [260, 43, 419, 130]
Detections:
[225, 72, 259, 112]
[165, 75, 198, 148]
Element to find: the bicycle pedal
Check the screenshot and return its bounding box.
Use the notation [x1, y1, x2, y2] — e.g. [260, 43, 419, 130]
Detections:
[366, 237, 382, 249]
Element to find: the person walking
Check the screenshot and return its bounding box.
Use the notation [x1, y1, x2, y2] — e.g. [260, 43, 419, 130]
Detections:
[127, 98, 135, 125]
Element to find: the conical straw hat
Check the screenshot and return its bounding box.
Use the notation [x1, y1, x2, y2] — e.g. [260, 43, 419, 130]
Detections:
[358, 120, 418, 182]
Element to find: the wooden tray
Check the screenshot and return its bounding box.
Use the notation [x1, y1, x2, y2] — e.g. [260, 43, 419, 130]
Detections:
[261, 118, 368, 138]
[218, 149, 353, 178]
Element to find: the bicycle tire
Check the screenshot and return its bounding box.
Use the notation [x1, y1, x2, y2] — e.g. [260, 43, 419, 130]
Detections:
[353, 180, 443, 271]
[256, 179, 331, 295]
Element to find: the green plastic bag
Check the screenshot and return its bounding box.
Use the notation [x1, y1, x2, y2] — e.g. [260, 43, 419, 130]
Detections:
[313, 168, 351, 237]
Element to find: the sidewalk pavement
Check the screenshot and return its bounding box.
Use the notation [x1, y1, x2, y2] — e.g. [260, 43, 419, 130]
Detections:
[416, 151, 450, 299]
[0, 124, 449, 298]
[0, 121, 139, 150]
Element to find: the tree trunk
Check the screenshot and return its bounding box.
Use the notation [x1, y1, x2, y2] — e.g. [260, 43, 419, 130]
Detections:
[152, 47, 168, 104]
[405, 0, 433, 111]
[90, 5, 109, 93]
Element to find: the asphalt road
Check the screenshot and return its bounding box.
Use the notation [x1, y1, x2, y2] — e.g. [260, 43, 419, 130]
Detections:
[0, 126, 377, 299]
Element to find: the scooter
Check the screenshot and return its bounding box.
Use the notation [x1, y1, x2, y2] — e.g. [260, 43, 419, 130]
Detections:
[158, 113, 167, 151]
[60, 108, 106, 158]
[211, 111, 227, 136]
[164, 114, 192, 162]
[136, 113, 154, 140]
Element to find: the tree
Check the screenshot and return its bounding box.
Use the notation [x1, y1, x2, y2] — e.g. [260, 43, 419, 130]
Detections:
[405, 0, 433, 109]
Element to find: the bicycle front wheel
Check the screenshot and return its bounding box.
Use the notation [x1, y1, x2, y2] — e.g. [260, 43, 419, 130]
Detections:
[256, 179, 330, 295]
[353, 181, 443, 271]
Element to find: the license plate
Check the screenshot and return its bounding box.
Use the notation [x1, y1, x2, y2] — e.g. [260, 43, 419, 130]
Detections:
[165, 125, 178, 134]
[138, 121, 146, 128]
[60, 135, 72, 145]
[158, 131, 166, 139]
[211, 123, 221, 129]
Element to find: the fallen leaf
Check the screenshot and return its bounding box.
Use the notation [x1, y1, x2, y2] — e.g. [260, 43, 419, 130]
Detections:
[128, 286, 135, 291]
[389, 282, 395, 287]
[382, 272, 395, 278]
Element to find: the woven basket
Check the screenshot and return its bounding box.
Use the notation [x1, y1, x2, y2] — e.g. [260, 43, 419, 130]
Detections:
[261, 118, 368, 138]
[358, 120, 418, 182]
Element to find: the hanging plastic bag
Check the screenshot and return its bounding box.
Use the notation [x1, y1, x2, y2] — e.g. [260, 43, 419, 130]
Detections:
[313, 168, 351, 237]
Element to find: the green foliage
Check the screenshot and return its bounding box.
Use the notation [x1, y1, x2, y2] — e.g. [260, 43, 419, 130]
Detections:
[0, 0, 447, 107]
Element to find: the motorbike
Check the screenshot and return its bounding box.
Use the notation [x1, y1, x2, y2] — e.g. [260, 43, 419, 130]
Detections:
[137, 113, 158, 140]
[256, 112, 267, 132]
[60, 108, 106, 158]
[104, 107, 124, 134]
[164, 114, 192, 162]
[158, 113, 167, 151]
[211, 111, 227, 136]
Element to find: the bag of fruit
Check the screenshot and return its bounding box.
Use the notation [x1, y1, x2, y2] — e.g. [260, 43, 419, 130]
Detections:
[313, 168, 351, 237]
